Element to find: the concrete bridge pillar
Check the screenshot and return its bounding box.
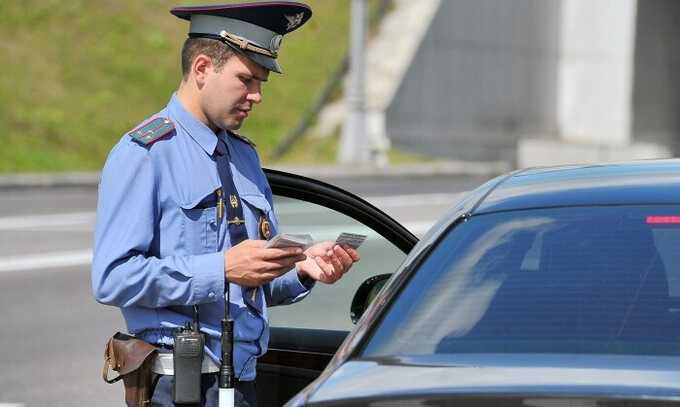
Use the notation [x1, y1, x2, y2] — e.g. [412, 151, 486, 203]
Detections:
[519, 0, 671, 166]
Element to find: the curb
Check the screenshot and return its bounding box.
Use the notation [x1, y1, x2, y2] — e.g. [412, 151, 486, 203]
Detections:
[0, 160, 510, 189]
[271, 160, 510, 179]
[0, 172, 100, 189]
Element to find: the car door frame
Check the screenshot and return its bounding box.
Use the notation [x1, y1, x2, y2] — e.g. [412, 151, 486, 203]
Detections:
[256, 168, 418, 406]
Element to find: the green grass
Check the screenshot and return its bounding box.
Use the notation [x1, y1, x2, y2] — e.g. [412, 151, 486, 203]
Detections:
[277, 133, 341, 164]
[0, 0, 354, 173]
[277, 131, 437, 165]
[387, 148, 439, 164]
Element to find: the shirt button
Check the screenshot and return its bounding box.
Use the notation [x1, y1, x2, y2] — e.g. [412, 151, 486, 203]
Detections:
[208, 292, 216, 299]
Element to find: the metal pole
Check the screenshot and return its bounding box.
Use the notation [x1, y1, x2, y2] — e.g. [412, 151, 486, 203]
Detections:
[338, 0, 368, 164]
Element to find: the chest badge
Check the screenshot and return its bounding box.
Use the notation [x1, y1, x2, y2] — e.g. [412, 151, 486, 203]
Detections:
[259, 216, 272, 240]
[228, 216, 245, 226]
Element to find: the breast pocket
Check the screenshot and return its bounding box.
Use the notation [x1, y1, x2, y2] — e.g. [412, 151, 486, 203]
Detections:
[180, 191, 219, 254]
[240, 194, 277, 240]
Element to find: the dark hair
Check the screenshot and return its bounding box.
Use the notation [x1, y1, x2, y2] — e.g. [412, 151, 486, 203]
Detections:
[181, 37, 235, 78]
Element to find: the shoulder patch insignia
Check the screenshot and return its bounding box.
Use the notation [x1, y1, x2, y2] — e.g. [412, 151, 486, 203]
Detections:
[129, 117, 175, 146]
[229, 131, 257, 148]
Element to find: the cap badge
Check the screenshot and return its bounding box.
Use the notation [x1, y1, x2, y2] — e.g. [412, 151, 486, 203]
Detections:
[285, 13, 304, 31]
[270, 35, 283, 54]
[219, 30, 278, 58]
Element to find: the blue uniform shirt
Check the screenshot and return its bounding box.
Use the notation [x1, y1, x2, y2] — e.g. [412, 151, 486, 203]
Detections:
[92, 94, 312, 381]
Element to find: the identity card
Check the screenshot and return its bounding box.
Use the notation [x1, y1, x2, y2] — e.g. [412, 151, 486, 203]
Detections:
[335, 232, 367, 249]
[266, 233, 314, 250]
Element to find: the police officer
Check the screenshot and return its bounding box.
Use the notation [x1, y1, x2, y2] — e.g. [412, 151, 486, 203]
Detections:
[91, 2, 359, 406]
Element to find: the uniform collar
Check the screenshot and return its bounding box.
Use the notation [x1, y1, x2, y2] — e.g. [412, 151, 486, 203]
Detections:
[215, 130, 232, 156]
[167, 93, 218, 156]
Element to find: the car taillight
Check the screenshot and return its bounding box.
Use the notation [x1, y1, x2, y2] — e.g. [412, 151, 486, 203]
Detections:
[646, 216, 680, 224]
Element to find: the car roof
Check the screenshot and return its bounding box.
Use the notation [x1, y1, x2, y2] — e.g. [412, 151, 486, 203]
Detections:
[472, 159, 680, 214]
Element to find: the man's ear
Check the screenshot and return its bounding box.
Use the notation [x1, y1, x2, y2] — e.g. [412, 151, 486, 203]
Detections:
[192, 54, 212, 86]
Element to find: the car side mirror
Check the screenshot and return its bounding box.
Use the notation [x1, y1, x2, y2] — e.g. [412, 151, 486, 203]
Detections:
[350, 273, 391, 324]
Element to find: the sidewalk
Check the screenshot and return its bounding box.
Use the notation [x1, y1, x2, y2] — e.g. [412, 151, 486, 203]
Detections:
[0, 160, 510, 189]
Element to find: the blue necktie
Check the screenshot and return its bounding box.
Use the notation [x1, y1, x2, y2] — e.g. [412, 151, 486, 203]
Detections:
[215, 137, 262, 313]
[215, 138, 248, 246]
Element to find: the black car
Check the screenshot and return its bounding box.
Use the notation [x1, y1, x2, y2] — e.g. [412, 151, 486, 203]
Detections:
[266, 160, 680, 406]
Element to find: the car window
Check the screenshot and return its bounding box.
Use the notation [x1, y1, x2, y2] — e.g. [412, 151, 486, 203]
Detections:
[363, 206, 680, 357]
[267, 196, 408, 331]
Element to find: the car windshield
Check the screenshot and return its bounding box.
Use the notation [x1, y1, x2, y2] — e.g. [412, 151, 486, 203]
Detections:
[363, 206, 680, 358]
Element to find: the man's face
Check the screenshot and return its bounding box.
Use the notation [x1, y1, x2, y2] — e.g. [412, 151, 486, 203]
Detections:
[200, 53, 269, 131]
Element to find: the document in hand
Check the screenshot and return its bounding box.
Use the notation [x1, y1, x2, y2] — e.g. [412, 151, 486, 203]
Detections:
[265, 233, 314, 250]
[335, 232, 367, 249]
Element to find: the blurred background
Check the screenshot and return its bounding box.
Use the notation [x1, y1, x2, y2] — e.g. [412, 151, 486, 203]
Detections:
[2, 0, 679, 173]
[1, 0, 679, 405]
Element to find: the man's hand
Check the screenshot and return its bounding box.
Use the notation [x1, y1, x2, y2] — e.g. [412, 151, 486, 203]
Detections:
[296, 241, 360, 284]
[225, 240, 307, 287]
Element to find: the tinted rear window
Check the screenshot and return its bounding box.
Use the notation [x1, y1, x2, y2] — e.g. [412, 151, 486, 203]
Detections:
[363, 206, 680, 357]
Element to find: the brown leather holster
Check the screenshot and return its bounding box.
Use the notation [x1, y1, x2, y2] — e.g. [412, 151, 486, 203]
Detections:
[103, 332, 160, 407]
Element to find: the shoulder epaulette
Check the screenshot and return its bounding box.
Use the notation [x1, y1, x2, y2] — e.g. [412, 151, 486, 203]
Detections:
[128, 117, 175, 146]
[229, 131, 257, 148]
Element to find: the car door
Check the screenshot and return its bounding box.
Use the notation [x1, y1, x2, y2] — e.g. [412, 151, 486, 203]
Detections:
[256, 169, 418, 406]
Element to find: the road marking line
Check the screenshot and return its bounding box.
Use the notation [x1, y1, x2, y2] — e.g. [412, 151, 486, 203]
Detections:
[366, 192, 464, 208]
[0, 403, 25, 406]
[0, 188, 450, 274]
[0, 250, 92, 273]
[0, 212, 95, 231]
[0, 220, 434, 275]
[282, 221, 433, 239]
[275, 192, 462, 215]
[0, 192, 463, 231]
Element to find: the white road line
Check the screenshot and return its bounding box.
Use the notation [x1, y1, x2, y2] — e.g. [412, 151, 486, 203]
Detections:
[0, 192, 451, 274]
[281, 220, 433, 240]
[0, 220, 436, 275]
[0, 250, 92, 273]
[0, 212, 95, 231]
[0, 403, 25, 407]
[275, 192, 461, 215]
[366, 192, 464, 208]
[0, 193, 460, 231]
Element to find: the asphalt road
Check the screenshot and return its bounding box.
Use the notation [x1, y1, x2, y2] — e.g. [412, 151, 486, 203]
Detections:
[0, 174, 491, 406]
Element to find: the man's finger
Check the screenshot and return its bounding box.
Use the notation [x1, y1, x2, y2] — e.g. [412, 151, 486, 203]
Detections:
[260, 246, 305, 260]
[341, 246, 360, 262]
[327, 252, 344, 275]
[261, 256, 306, 272]
[325, 257, 343, 282]
[333, 245, 354, 269]
[315, 256, 336, 282]
[236, 239, 268, 249]
[306, 241, 335, 258]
